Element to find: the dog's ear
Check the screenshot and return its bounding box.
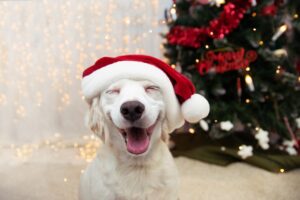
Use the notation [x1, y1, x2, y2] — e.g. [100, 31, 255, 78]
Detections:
[85, 97, 105, 141]
[161, 119, 170, 143]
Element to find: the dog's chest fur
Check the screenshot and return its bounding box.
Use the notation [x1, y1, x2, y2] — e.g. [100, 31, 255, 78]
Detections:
[80, 142, 179, 200]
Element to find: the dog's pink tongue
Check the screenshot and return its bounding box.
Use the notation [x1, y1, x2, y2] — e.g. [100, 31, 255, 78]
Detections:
[126, 128, 149, 155]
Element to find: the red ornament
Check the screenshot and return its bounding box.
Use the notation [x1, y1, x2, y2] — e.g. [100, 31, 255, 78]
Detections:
[167, 26, 208, 48]
[260, 4, 277, 16]
[167, 0, 252, 48]
[197, 48, 257, 75]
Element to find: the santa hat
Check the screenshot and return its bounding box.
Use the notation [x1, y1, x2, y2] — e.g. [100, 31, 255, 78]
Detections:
[82, 54, 209, 132]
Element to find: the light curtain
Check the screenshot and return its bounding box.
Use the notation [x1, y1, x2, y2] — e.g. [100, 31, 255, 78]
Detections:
[0, 0, 169, 143]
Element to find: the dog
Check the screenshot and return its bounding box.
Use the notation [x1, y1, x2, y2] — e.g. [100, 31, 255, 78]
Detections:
[79, 79, 179, 200]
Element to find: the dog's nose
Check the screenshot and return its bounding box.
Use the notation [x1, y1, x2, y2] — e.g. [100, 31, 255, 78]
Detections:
[120, 101, 145, 122]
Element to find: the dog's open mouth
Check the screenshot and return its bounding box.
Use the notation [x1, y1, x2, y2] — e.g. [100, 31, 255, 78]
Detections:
[119, 124, 155, 155]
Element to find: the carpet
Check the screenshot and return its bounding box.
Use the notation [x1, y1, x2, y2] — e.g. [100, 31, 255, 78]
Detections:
[0, 148, 299, 200]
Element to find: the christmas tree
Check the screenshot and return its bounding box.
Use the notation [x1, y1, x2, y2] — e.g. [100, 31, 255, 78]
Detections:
[164, 0, 300, 168]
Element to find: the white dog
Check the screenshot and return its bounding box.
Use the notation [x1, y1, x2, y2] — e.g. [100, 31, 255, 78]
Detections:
[79, 79, 179, 200]
[80, 55, 210, 200]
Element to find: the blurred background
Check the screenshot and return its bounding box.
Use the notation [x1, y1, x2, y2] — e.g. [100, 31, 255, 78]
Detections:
[0, 0, 169, 143]
[0, 0, 300, 200]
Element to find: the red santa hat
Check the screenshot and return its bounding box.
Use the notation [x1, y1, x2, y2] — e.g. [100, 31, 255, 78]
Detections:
[82, 54, 209, 132]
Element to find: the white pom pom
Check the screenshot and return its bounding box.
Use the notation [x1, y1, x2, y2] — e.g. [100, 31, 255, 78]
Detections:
[181, 94, 210, 123]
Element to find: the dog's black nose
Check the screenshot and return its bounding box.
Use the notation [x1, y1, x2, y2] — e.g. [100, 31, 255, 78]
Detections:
[120, 101, 145, 122]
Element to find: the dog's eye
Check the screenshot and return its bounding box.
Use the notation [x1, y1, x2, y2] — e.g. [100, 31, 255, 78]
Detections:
[145, 86, 160, 92]
[105, 89, 120, 95]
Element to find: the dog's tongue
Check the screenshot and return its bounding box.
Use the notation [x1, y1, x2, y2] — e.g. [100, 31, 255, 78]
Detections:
[125, 128, 149, 155]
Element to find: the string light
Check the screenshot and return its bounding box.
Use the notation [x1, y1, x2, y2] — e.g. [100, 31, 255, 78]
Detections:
[294, 14, 298, 19]
[220, 146, 226, 151]
[252, 12, 257, 17]
[188, 128, 195, 134]
[279, 168, 285, 173]
[205, 44, 209, 49]
[2, 134, 101, 162]
[195, 59, 200, 63]
[276, 65, 281, 74]
[245, 74, 255, 91]
[245, 99, 251, 104]
[245, 67, 251, 72]
[272, 24, 288, 41]
[252, 28, 256, 32]
[170, 7, 176, 15]
[259, 40, 264, 46]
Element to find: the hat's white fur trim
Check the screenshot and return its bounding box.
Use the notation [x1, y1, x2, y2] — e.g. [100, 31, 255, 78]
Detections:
[181, 94, 210, 123]
[82, 61, 184, 132]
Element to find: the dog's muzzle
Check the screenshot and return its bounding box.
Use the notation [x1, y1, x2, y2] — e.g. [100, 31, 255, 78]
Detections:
[118, 100, 157, 155]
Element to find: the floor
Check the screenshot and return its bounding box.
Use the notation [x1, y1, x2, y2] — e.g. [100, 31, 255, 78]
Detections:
[0, 148, 299, 200]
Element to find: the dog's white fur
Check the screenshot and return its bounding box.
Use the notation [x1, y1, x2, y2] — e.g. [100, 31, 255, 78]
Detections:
[79, 79, 179, 200]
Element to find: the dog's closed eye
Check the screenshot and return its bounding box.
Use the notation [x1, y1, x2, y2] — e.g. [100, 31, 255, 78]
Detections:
[105, 89, 120, 95]
[145, 85, 160, 93]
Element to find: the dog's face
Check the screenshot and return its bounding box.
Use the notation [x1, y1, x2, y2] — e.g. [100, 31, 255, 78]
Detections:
[88, 79, 167, 156]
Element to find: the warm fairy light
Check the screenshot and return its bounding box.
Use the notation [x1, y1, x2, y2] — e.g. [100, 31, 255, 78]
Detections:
[294, 14, 299, 19]
[61, 93, 70, 105]
[195, 59, 200, 63]
[245, 74, 255, 92]
[205, 44, 209, 49]
[255, 127, 260, 131]
[252, 28, 256, 32]
[279, 24, 287, 33]
[0, 94, 7, 106]
[276, 65, 281, 74]
[170, 7, 176, 15]
[189, 128, 195, 134]
[259, 40, 264, 46]
[239, 145, 244, 150]
[123, 17, 131, 25]
[245, 99, 251, 104]
[279, 168, 285, 173]
[272, 24, 288, 41]
[245, 67, 251, 71]
[216, 0, 225, 5]
[210, 31, 214, 36]
[298, 76, 300, 82]
[171, 64, 176, 69]
[16, 105, 26, 118]
[252, 12, 257, 17]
